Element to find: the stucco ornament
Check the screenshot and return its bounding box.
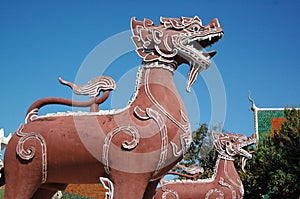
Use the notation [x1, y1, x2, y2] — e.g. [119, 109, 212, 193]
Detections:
[1, 16, 222, 199]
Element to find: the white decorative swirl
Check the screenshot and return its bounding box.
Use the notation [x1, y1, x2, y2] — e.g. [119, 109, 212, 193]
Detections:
[100, 177, 114, 199]
[154, 45, 178, 58]
[144, 68, 192, 156]
[169, 110, 192, 158]
[218, 177, 237, 199]
[16, 124, 47, 183]
[224, 160, 244, 195]
[25, 108, 39, 123]
[102, 125, 140, 174]
[162, 186, 179, 199]
[214, 142, 234, 161]
[134, 106, 168, 177]
[145, 108, 168, 177]
[170, 142, 181, 157]
[152, 29, 162, 44]
[205, 188, 224, 199]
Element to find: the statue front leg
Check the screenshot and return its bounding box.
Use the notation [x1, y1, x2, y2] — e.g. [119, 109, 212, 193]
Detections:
[143, 179, 160, 199]
[108, 169, 153, 199]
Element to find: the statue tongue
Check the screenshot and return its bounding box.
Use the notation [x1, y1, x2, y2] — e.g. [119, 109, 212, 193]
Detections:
[187, 66, 200, 92]
[186, 50, 216, 92]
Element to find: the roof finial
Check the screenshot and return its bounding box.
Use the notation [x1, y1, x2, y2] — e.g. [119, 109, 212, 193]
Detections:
[248, 91, 257, 111]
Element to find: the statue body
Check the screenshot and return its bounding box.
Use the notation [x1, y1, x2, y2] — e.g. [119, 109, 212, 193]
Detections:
[2, 16, 223, 199]
[4, 64, 189, 198]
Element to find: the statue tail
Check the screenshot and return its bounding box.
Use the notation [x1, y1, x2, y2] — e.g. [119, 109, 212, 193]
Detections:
[25, 76, 116, 120]
[59, 76, 116, 97]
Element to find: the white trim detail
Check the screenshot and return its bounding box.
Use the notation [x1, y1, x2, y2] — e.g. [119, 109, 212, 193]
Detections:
[102, 125, 140, 174]
[16, 124, 47, 183]
[100, 177, 114, 199]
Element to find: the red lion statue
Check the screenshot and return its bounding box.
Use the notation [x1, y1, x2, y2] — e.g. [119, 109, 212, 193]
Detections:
[1, 16, 223, 198]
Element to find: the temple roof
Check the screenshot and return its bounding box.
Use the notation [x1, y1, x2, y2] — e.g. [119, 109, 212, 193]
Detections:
[248, 92, 299, 142]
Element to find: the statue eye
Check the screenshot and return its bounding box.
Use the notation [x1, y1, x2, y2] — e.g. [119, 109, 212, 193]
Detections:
[193, 25, 200, 32]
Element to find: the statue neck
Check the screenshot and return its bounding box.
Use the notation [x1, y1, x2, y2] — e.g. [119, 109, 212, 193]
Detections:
[216, 157, 239, 180]
[137, 61, 179, 95]
[132, 61, 189, 134]
[214, 157, 243, 195]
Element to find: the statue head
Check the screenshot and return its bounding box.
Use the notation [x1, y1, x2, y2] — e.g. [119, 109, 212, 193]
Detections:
[213, 133, 256, 171]
[131, 16, 223, 92]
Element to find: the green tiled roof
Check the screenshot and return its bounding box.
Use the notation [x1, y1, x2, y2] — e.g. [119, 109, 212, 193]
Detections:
[257, 109, 284, 141]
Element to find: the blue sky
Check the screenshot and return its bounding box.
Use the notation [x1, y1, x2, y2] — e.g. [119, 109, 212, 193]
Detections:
[0, 0, 299, 140]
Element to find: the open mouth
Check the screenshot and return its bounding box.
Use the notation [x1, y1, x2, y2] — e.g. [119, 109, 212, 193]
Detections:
[186, 18, 224, 59]
[185, 30, 224, 63]
[182, 20, 224, 92]
[188, 18, 224, 48]
[240, 137, 256, 172]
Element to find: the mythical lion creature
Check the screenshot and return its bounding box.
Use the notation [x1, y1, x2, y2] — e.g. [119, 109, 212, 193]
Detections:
[154, 133, 256, 199]
[1, 16, 223, 199]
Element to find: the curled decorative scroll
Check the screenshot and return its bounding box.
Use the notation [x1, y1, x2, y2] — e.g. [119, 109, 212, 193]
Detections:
[143, 69, 192, 155]
[145, 108, 168, 177]
[134, 106, 168, 177]
[100, 177, 114, 199]
[162, 186, 179, 199]
[16, 124, 47, 183]
[25, 108, 39, 124]
[219, 177, 236, 199]
[143, 69, 191, 134]
[205, 188, 224, 199]
[170, 142, 181, 157]
[59, 76, 116, 97]
[224, 160, 244, 195]
[102, 125, 140, 174]
[170, 110, 192, 158]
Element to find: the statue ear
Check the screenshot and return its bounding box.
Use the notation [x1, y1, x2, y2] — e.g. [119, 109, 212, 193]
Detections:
[131, 17, 143, 35]
[194, 16, 201, 22]
[251, 133, 257, 140]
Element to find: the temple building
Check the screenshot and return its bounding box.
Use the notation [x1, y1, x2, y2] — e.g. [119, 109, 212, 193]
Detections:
[248, 94, 299, 142]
